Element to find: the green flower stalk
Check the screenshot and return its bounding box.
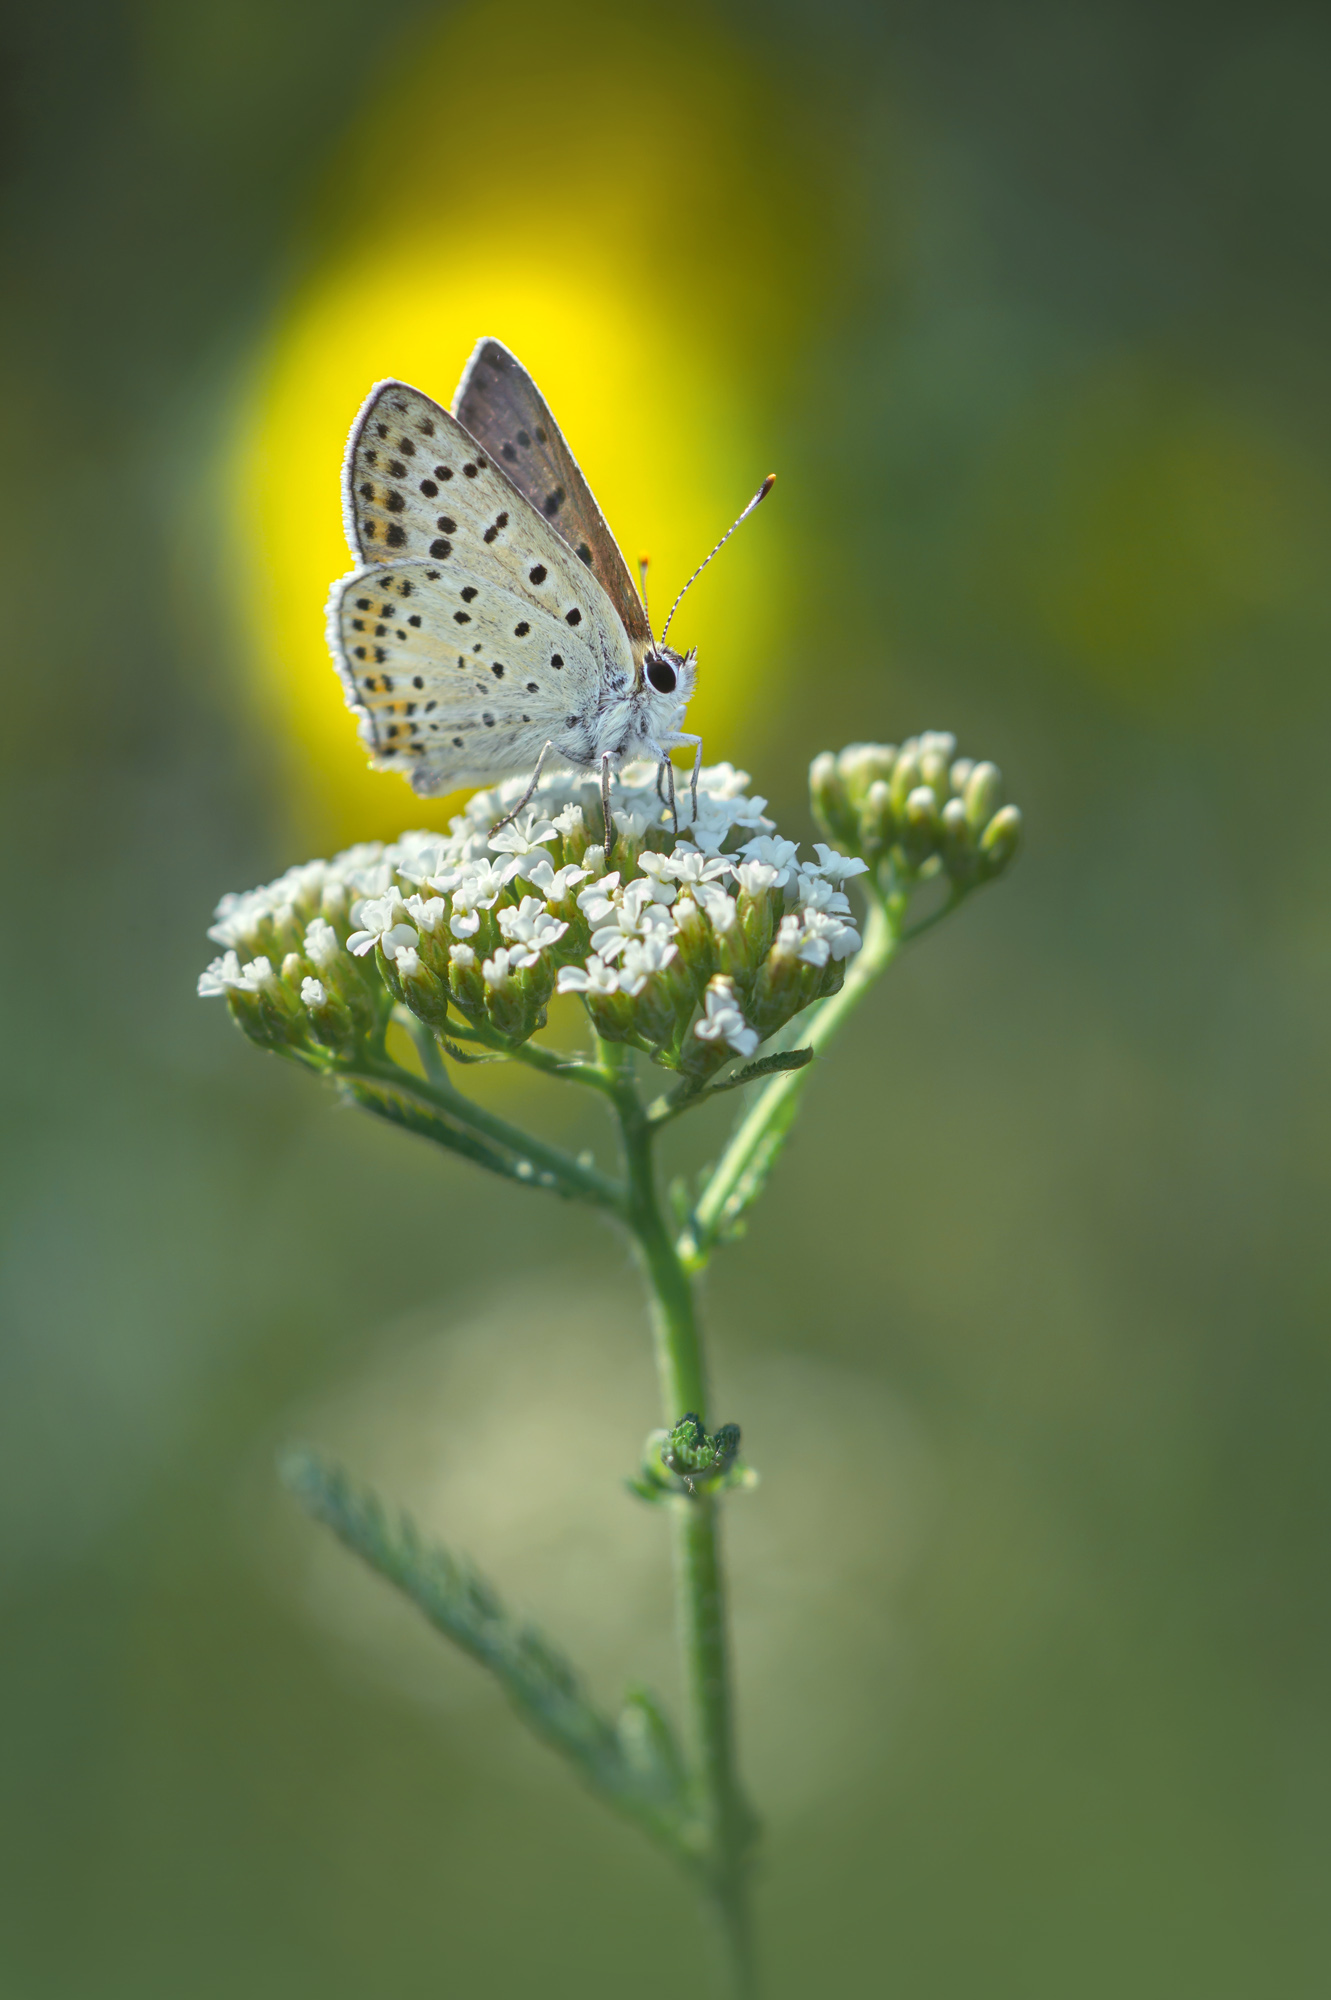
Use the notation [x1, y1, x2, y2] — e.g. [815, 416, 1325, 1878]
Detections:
[200, 741, 1020, 1997]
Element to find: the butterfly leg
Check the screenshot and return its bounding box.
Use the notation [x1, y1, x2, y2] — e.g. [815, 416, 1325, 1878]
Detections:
[490, 740, 557, 835]
[662, 755, 678, 837]
[670, 733, 704, 823]
[601, 753, 615, 862]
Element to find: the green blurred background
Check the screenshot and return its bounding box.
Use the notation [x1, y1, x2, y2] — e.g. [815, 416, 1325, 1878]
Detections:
[4, 0, 1331, 1993]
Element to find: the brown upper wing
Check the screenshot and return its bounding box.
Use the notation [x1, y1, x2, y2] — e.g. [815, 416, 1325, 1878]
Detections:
[452, 338, 652, 654]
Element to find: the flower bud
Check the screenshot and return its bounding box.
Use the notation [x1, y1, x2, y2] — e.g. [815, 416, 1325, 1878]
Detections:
[938, 794, 977, 884]
[374, 941, 406, 1003]
[900, 783, 940, 865]
[668, 895, 716, 997]
[917, 729, 957, 767]
[918, 746, 951, 805]
[447, 942, 485, 1015]
[748, 915, 819, 1035]
[837, 742, 898, 808]
[977, 803, 1023, 878]
[859, 778, 896, 857]
[964, 760, 1003, 833]
[809, 751, 859, 848]
[630, 973, 679, 1054]
[583, 985, 640, 1044]
[660, 1412, 743, 1492]
[302, 979, 358, 1058]
[399, 950, 451, 1032]
[888, 748, 923, 816]
[481, 948, 536, 1040]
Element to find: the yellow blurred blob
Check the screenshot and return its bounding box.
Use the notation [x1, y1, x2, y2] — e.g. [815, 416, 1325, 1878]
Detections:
[229, 2, 822, 848]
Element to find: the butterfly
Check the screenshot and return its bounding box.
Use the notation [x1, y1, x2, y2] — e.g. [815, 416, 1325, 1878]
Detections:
[326, 337, 773, 838]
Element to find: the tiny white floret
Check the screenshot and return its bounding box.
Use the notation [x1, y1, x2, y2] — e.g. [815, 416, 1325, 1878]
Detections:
[692, 977, 759, 1058]
[557, 955, 621, 997]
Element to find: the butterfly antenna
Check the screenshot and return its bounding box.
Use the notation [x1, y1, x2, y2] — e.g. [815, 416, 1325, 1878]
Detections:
[638, 552, 652, 636]
[659, 474, 776, 645]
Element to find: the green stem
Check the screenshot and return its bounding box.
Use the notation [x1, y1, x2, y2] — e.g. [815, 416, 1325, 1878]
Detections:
[683, 893, 900, 1267]
[606, 1046, 756, 1995]
[676, 1496, 757, 1998]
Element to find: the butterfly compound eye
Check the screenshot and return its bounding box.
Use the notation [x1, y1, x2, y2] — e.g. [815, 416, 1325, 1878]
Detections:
[646, 656, 678, 694]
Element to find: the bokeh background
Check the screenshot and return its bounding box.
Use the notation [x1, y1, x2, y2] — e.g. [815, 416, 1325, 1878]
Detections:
[3, 0, 1330, 1993]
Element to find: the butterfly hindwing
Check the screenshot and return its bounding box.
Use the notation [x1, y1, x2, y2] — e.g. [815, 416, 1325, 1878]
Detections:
[329, 557, 618, 797]
[452, 339, 652, 655]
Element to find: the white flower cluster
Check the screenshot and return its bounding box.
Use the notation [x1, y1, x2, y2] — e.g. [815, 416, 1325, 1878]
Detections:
[199, 762, 866, 1074]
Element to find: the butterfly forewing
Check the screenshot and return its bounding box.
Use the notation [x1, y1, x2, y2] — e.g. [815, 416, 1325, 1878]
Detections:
[336, 377, 638, 794]
[452, 339, 652, 655]
[330, 555, 618, 797]
[346, 380, 623, 631]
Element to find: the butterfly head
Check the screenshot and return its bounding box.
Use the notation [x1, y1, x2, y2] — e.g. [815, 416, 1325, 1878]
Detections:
[642, 643, 694, 700]
[639, 645, 697, 740]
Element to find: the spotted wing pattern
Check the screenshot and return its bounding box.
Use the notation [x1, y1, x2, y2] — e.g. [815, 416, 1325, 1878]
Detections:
[328, 557, 626, 796]
[452, 338, 652, 656]
[332, 379, 636, 795]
